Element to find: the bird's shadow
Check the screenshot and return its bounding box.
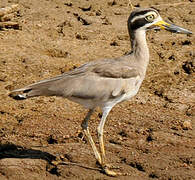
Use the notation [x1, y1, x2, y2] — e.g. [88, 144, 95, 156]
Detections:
[0, 143, 102, 175]
[0, 143, 56, 163]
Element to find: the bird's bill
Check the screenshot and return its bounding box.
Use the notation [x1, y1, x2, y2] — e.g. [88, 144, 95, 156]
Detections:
[153, 20, 192, 34]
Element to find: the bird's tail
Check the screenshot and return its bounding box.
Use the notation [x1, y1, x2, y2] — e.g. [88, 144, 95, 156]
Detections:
[9, 87, 33, 100]
[9, 76, 63, 100]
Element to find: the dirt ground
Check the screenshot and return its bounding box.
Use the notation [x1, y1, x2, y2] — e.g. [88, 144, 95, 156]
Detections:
[0, 0, 194, 179]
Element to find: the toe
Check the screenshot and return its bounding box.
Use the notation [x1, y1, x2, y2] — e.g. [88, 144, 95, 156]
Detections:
[103, 167, 117, 177]
[105, 163, 120, 169]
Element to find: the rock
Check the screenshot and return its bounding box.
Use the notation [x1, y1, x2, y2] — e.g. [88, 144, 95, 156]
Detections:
[0, 158, 48, 179]
[75, 33, 88, 40]
[73, 13, 92, 25]
[79, 3, 92, 11]
[108, 0, 117, 6]
[110, 40, 119, 46]
[64, 1, 72, 7]
[186, 106, 195, 116]
[182, 120, 192, 130]
[101, 16, 111, 25]
[182, 60, 195, 74]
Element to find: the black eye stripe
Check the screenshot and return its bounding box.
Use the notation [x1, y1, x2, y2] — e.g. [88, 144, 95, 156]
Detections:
[130, 18, 149, 31]
[128, 8, 158, 31]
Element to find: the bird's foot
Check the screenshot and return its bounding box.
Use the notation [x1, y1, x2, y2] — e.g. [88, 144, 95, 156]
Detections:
[96, 161, 120, 169]
[51, 154, 67, 166]
[102, 165, 130, 177]
[103, 166, 118, 176]
[51, 159, 61, 166]
[106, 163, 120, 169]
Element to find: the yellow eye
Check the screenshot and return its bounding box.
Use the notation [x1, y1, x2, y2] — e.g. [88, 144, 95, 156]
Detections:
[145, 14, 155, 22]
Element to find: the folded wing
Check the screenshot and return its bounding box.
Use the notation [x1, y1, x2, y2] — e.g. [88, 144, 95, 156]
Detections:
[9, 59, 140, 101]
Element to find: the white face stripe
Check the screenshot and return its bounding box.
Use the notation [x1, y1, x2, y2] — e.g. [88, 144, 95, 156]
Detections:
[131, 11, 158, 23]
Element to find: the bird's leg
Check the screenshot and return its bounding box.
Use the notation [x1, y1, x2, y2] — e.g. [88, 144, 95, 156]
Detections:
[97, 107, 118, 176]
[81, 109, 102, 165]
[97, 107, 111, 165]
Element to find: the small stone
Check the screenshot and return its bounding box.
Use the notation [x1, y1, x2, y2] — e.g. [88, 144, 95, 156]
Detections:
[64, 1, 72, 6]
[75, 33, 88, 40]
[108, 0, 117, 6]
[101, 16, 111, 25]
[114, 11, 122, 15]
[186, 106, 195, 116]
[79, 4, 91, 11]
[36, 23, 42, 28]
[59, 154, 65, 160]
[181, 40, 191, 45]
[96, 10, 101, 16]
[110, 41, 119, 46]
[182, 120, 192, 130]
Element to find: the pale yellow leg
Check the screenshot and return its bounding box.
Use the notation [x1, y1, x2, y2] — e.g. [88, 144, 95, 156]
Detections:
[97, 107, 118, 176]
[83, 128, 102, 164]
[82, 108, 125, 176]
[82, 109, 102, 165]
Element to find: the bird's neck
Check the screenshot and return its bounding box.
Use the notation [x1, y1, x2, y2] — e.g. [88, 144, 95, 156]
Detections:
[130, 30, 149, 74]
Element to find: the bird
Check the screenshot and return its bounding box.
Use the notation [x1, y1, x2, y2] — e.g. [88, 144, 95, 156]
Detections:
[9, 8, 192, 176]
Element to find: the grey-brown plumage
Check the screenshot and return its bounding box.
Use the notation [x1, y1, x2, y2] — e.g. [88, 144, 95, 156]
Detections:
[9, 8, 192, 176]
[10, 57, 143, 108]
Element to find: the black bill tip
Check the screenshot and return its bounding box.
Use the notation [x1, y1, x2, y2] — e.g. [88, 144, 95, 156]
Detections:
[163, 23, 192, 34]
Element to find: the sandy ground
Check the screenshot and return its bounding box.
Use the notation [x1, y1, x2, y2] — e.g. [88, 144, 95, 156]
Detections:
[0, 0, 195, 179]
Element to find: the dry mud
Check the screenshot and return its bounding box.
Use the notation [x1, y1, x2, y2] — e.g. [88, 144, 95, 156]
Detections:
[0, 0, 194, 179]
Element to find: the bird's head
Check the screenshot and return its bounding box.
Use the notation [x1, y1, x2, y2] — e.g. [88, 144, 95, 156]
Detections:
[128, 8, 192, 34]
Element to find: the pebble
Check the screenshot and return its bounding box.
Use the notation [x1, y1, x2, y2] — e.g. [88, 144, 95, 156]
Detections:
[182, 120, 192, 130]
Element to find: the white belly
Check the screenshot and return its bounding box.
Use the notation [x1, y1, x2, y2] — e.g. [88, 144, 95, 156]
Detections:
[103, 78, 143, 109]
